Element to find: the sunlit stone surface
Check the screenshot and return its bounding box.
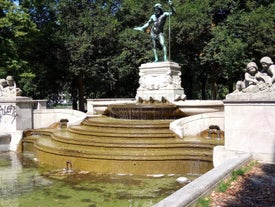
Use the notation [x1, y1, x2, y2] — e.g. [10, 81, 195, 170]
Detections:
[136, 61, 186, 102]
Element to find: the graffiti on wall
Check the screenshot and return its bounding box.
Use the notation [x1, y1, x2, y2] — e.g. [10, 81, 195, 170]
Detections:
[0, 105, 16, 124]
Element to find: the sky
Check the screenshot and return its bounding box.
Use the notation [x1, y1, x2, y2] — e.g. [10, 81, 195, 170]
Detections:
[14, 0, 19, 6]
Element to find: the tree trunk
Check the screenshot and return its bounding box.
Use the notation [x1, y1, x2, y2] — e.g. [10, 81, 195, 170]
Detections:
[211, 80, 218, 100]
[78, 71, 85, 112]
[71, 77, 78, 110]
[201, 74, 207, 100]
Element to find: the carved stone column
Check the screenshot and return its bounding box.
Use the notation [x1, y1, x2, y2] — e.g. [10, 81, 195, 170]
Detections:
[136, 61, 186, 102]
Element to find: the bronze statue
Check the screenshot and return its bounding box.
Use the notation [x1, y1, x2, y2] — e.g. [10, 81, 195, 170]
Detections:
[134, 1, 175, 62]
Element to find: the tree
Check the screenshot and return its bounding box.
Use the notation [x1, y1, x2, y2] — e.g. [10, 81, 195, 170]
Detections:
[3, 0, 274, 103]
[200, 0, 275, 96]
[169, 0, 213, 99]
[0, 0, 37, 95]
[56, 0, 122, 110]
[19, 0, 70, 100]
[111, 0, 153, 97]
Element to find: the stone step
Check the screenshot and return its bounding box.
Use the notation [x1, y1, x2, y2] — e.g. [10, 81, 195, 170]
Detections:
[22, 116, 224, 174]
[32, 135, 214, 161]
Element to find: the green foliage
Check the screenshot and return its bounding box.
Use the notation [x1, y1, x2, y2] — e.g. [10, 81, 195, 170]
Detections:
[217, 161, 256, 193]
[198, 0, 275, 95]
[18, 0, 69, 99]
[217, 181, 230, 192]
[231, 168, 245, 179]
[196, 197, 211, 207]
[196, 161, 257, 206]
[113, 28, 150, 97]
[0, 0, 37, 82]
[19, 72, 36, 97]
[1, 0, 274, 101]
[217, 168, 245, 192]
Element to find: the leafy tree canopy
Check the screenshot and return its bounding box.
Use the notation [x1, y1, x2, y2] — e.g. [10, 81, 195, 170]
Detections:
[1, 0, 274, 103]
[0, 0, 37, 82]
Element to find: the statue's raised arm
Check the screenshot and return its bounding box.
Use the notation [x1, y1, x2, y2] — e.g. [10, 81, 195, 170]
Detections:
[134, 2, 175, 62]
[134, 16, 153, 32]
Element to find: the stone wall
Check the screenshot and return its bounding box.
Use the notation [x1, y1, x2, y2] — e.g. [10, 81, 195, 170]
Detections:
[33, 108, 87, 128]
[170, 112, 224, 138]
[0, 98, 86, 151]
[0, 97, 34, 131]
[224, 97, 275, 162]
[0, 97, 34, 151]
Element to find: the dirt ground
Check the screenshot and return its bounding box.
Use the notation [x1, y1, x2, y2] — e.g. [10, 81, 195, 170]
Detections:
[209, 162, 275, 207]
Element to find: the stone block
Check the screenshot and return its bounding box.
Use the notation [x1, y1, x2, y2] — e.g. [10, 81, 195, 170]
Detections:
[224, 97, 275, 162]
[136, 61, 186, 102]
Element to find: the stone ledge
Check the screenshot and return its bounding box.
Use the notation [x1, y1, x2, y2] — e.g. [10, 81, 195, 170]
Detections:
[139, 61, 181, 69]
[0, 96, 33, 103]
[33, 109, 87, 129]
[170, 112, 224, 138]
[153, 153, 252, 207]
[225, 91, 275, 103]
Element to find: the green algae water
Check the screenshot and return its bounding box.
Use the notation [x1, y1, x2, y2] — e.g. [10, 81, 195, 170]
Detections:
[0, 152, 197, 207]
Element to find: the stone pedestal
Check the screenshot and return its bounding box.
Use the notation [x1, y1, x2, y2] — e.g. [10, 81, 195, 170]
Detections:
[0, 97, 34, 151]
[224, 93, 275, 162]
[0, 97, 34, 131]
[136, 61, 186, 102]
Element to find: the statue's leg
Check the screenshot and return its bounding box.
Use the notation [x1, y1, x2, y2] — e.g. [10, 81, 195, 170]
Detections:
[152, 39, 158, 62]
[153, 49, 158, 62]
[159, 34, 167, 61]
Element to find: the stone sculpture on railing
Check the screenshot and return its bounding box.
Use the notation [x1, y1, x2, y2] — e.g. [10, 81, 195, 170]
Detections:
[232, 56, 275, 94]
[0, 76, 22, 97]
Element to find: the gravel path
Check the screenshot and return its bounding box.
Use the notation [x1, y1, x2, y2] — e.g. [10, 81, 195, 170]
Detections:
[210, 163, 275, 207]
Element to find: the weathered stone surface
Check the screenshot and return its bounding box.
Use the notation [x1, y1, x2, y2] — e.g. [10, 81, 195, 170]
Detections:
[223, 57, 275, 162]
[0, 76, 22, 97]
[136, 61, 186, 102]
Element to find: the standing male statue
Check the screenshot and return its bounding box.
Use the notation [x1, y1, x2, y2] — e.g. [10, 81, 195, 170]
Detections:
[134, 1, 175, 62]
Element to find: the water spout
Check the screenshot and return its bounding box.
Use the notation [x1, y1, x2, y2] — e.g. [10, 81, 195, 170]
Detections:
[59, 119, 69, 129]
[207, 125, 221, 140]
[64, 160, 73, 173]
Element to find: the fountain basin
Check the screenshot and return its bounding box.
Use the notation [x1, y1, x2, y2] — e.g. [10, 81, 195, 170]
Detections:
[23, 116, 223, 175]
[86, 99, 224, 116]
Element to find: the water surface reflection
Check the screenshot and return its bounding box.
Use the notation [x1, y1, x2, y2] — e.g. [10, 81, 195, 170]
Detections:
[0, 152, 195, 207]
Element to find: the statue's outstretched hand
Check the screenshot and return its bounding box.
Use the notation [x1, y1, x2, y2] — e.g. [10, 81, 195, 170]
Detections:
[134, 27, 143, 31]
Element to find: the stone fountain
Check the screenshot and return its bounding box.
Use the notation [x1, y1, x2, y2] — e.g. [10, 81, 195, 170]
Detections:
[22, 62, 223, 175]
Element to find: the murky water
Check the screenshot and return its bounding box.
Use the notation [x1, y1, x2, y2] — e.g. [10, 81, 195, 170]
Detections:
[0, 152, 197, 207]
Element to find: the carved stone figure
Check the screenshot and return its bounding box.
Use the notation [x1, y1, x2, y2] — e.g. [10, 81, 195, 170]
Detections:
[207, 125, 222, 140]
[0, 79, 7, 96]
[233, 81, 245, 93]
[242, 62, 265, 93]
[0, 76, 22, 97]
[260, 56, 275, 85]
[139, 73, 171, 90]
[230, 57, 275, 96]
[134, 2, 175, 62]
